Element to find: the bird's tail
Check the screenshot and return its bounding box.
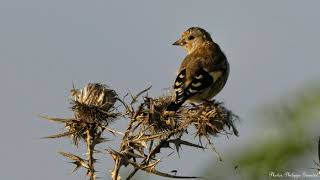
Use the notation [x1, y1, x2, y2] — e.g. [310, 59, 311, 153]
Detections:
[166, 100, 185, 111]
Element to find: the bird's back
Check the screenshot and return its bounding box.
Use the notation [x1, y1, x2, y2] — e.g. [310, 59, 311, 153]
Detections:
[180, 41, 226, 83]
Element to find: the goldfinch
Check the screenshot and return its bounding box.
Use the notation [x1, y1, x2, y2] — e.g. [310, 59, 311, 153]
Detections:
[167, 27, 229, 111]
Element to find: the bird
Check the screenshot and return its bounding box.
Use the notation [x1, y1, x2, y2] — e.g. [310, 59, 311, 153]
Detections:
[166, 27, 229, 111]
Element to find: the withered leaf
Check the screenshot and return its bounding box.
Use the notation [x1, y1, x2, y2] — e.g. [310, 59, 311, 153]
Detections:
[39, 115, 74, 123]
[43, 129, 77, 139]
[59, 151, 89, 171]
[168, 138, 204, 155]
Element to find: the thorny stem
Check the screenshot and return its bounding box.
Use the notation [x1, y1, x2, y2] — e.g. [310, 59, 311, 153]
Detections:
[112, 98, 146, 180]
[125, 169, 139, 180]
[112, 118, 135, 180]
[86, 127, 96, 180]
[125, 124, 187, 180]
[125, 140, 168, 180]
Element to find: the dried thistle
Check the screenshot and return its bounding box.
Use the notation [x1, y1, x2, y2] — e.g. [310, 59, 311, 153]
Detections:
[42, 84, 238, 180]
[71, 83, 118, 124]
[109, 87, 238, 180]
[136, 96, 182, 133]
[184, 101, 239, 139]
[42, 83, 120, 180]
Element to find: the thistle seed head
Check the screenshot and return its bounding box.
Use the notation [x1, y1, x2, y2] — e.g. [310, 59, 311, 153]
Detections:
[71, 83, 118, 124]
[184, 101, 238, 138]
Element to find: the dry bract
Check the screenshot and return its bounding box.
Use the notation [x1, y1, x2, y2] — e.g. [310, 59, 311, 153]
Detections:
[71, 83, 118, 124]
[184, 101, 239, 138]
[136, 96, 182, 133]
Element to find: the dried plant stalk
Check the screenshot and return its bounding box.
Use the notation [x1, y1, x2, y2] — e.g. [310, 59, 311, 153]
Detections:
[42, 83, 120, 180]
[86, 127, 96, 180]
[41, 84, 238, 180]
[109, 88, 238, 180]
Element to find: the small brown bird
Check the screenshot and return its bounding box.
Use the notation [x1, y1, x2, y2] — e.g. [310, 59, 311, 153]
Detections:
[167, 27, 229, 111]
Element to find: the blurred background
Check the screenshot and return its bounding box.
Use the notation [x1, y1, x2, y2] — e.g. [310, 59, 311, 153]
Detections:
[1, 0, 319, 179]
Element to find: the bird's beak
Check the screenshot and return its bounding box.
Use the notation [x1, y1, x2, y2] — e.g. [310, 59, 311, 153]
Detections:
[172, 39, 184, 46]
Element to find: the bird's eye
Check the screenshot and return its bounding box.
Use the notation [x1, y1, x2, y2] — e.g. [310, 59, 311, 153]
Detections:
[188, 35, 195, 40]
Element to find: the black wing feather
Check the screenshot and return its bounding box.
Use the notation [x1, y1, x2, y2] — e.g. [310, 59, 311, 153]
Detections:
[186, 69, 213, 95]
[167, 69, 213, 111]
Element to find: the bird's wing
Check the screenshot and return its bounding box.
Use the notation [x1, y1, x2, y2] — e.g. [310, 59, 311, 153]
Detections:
[173, 69, 187, 104]
[184, 68, 214, 96]
[167, 67, 214, 111]
[174, 67, 214, 104]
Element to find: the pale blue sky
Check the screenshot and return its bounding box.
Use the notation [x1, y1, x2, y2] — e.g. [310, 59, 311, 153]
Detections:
[1, 0, 320, 179]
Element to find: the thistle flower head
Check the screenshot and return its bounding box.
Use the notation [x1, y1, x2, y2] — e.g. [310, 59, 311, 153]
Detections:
[71, 83, 118, 124]
[136, 96, 182, 133]
[43, 83, 119, 146]
[185, 101, 238, 138]
[71, 83, 117, 110]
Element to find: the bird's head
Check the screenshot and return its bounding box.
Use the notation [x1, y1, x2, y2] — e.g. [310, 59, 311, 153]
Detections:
[172, 27, 213, 54]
